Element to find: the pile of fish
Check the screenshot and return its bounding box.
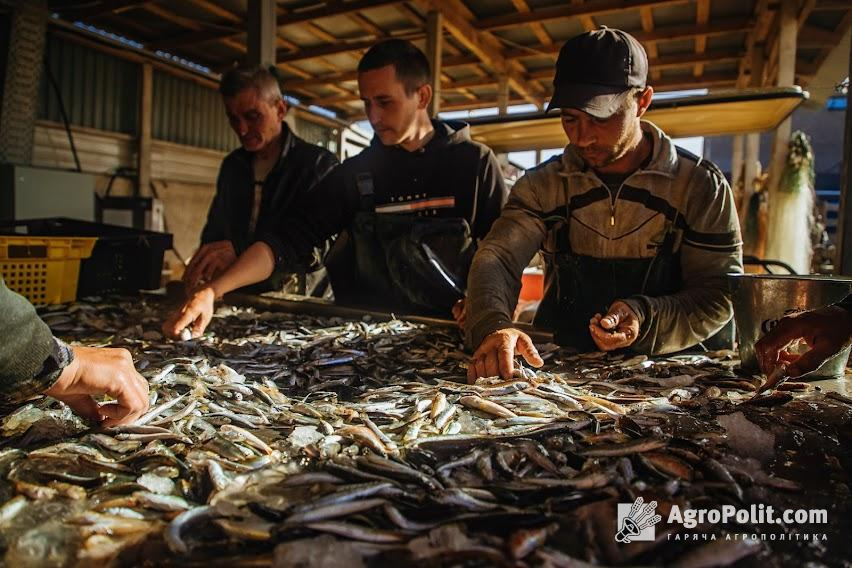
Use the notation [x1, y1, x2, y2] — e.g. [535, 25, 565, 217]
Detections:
[0, 296, 847, 567]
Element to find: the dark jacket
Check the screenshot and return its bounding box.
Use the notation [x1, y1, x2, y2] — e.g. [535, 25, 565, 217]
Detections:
[0, 278, 70, 405]
[201, 122, 339, 289]
[259, 120, 507, 273]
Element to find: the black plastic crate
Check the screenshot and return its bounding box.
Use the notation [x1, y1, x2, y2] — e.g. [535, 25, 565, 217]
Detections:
[0, 218, 172, 296]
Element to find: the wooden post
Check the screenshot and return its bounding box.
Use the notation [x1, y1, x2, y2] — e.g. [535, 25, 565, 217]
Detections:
[426, 10, 442, 117]
[138, 63, 153, 197]
[497, 74, 509, 116]
[838, 39, 852, 274]
[731, 134, 744, 212]
[247, 0, 276, 67]
[740, 43, 765, 224]
[764, 0, 800, 270]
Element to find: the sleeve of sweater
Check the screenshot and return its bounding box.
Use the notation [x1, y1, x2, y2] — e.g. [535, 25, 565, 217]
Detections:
[257, 163, 359, 272]
[0, 278, 73, 404]
[464, 173, 548, 350]
[623, 163, 743, 354]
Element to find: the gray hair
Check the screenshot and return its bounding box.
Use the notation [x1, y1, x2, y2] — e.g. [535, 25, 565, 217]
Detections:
[219, 65, 283, 103]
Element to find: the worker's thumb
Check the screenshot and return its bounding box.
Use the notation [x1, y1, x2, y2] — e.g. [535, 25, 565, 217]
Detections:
[601, 310, 621, 330]
[517, 335, 544, 368]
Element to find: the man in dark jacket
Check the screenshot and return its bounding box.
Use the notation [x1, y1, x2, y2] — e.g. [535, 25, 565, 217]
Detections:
[0, 277, 148, 424]
[183, 66, 338, 294]
[164, 40, 507, 338]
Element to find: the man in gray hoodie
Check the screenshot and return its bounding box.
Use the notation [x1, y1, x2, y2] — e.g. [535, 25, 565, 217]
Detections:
[466, 28, 743, 381]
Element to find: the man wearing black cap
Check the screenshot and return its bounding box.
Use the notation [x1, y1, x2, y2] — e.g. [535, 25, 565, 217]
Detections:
[465, 27, 743, 381]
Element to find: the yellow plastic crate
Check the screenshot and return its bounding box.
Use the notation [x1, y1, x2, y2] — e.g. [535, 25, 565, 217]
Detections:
[0, 235, 97, 305]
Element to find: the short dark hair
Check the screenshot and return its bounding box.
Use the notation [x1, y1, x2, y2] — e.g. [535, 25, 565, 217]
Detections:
[357, 40, 431, 95]
[219, 65, 283, 103]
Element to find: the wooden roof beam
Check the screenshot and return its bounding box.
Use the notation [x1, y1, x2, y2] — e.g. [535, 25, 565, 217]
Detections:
[640, 6, 660, 81]
[302, 22, 339, 43]
[395, 3, 425, 25]
[57, 0, 152, 20]
[798, 23, 845, 47]
[510, 0, 556, 44]
[185, 0, 243, 23]
[476, 0, 689, 31]
[276, 33, 424, 63]
[348, 12, 388, 38]
[635, 19, 754, 42]
[148, 28, 242, 51]
[694, 0, 710, 77]
[420, 0, 544, 105]
[282, 53, 480, 89]
[736, 0, 773, 87]
[502, 21, 753, 61]
[527, 49, 743, 79]
[276, 0, 401, 27]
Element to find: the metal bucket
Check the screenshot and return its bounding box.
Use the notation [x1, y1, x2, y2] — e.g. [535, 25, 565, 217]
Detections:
[728, 274, 852, 378]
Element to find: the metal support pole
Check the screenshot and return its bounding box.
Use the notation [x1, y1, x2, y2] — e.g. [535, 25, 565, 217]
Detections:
[247, 0, 276, 67]
[138, 63, 152, 197]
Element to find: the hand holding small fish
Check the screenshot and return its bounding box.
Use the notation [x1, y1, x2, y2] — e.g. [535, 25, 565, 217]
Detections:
[755, 304, 852, 381]
[468, 328, 544, 383]
[163, 286, 216, 340]
[589, 300, 640, 351]
[44, 345, 150, 427]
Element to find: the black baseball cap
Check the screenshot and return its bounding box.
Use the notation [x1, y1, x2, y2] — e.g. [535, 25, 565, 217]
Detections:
[546, 27, 648, 118]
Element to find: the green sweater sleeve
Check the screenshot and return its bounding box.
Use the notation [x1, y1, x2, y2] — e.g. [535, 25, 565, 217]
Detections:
[0, 277, 64, 403]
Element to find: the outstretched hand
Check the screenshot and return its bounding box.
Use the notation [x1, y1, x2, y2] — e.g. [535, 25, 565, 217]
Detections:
[45, 345, 149, 427]
[162, 286, 216, 339]
[468, 328, 544, 383]
[755, 305, 852, 378]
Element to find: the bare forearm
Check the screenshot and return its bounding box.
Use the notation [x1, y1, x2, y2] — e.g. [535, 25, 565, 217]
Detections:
[210, 241, 277, 297]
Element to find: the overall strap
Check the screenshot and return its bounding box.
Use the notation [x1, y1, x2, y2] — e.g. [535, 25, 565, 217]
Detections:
[355, 172, 376, 213]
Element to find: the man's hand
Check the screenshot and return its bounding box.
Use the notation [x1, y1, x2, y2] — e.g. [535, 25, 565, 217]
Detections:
[452, 298, 467, 330]
[45, 346, 149, 427]
[755, 305, 852, 378]
[183, 241, 237, 292]
[162, 286, 216, 339]
[467, 328, 544, 383]
[589, 300, 640, 351]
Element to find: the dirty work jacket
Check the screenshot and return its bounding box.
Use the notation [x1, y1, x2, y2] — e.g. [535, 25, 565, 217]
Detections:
[0, 278, 71, 405]
[466, 120, 743, 354]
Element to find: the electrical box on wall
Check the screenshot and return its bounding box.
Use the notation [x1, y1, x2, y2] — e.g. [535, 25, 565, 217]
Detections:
[0, 164, 95, 222]
[97, 196, 164, 232]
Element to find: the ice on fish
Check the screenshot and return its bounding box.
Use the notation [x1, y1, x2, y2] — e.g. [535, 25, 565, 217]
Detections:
[288, 426, 325, 448]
